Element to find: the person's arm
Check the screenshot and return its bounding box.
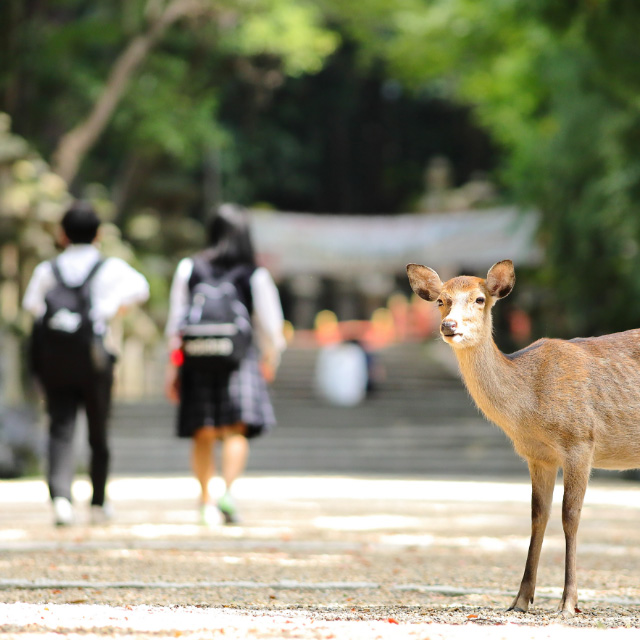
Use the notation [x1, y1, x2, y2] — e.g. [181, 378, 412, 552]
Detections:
[99, 257, 150, 315]
[250, 267, 286, 382]
[164, 258, 194, 402]
[88, 258, 150, 332]
[164, 257, 193, 349]
[22, 261, 55, 318]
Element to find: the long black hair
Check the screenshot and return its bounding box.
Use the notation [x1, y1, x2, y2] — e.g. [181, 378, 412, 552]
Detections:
[202, 204, 257, 270]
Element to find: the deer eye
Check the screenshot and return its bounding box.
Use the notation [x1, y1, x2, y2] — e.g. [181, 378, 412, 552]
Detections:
[436, 298, 444, 307]
[475, 296, 485, 305]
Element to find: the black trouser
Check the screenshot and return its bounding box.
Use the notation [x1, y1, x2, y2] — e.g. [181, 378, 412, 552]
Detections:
[43, 363, 114, 506]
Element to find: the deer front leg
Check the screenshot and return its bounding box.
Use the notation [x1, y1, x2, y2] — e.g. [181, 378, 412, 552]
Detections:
[557, 455, 592, 617]
[508, 461, 557, 613]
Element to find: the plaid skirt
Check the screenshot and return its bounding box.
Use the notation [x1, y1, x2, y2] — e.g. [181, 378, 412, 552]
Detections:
[177, 347, 275, 439]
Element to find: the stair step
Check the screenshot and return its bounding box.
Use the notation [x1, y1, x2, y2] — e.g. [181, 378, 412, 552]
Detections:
[108, 343, 521, 477]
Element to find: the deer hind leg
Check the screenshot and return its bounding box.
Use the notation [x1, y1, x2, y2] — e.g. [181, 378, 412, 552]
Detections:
[508, 461, 557, 613]
[557, 452, 592, 617]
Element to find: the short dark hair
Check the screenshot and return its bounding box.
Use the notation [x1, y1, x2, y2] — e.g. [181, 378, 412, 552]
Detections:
[61, 200, 101, 244]
[203, 204, 256, 268]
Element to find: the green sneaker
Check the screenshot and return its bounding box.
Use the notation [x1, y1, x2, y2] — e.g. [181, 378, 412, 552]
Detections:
[217, 493, 239, 524]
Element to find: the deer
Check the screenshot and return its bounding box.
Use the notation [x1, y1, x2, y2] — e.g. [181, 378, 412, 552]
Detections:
[406, 259, 640, 617]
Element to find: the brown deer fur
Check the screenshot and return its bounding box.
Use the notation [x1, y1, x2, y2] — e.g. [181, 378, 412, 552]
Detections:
[407, 259, 640, 616]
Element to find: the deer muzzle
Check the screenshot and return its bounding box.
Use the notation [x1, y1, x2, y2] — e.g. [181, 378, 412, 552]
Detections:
[441, 319, 459, 336]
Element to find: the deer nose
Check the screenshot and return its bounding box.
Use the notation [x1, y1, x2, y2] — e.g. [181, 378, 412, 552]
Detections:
[441, 319, 458, 336]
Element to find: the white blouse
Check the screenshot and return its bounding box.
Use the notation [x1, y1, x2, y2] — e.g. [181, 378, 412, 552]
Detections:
[165, 258, 286, 369]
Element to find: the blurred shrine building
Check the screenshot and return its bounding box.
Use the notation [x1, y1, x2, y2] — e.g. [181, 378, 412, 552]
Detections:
[248, 206, 541, 348]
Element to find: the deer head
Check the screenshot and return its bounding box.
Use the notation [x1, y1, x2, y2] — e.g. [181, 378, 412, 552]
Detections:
[407, 260, 515, 348]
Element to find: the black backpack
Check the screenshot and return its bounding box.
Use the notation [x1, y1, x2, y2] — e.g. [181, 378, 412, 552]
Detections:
[180, 259, 253, 373]
[30, 258, 107, 387]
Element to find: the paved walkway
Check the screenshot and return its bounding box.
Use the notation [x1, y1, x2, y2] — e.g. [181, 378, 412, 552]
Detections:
[1, 474, 640, 638]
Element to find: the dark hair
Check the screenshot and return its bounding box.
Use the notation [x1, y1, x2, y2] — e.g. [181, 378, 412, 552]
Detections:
[61, 200, 101, 244]
[202, 204, 256, 269]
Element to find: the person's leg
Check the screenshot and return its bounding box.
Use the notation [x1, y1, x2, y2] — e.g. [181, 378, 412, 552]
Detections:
[192, 427, 218, 504]
[44, 386, 79, 525]
[218, 424, 249, 523]
[83, 366, 114, 508]
[192, 426, 223, 525]
[84, 368, 113, 507]
[220, 427, 249, 492]
[45, 386, 79, 502]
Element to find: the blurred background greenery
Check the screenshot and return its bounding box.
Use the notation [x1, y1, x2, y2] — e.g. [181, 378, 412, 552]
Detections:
[4, 0, 640, 342]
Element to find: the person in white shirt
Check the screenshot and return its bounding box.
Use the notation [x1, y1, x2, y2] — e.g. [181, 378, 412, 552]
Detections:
[165, 204, 286, 526]
[23, 201, 150, 526]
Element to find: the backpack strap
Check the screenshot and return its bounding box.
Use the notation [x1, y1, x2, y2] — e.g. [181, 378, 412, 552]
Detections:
[81, 257, 105, 290]
[49, 258, 67, 289]
[228, 265, 255, 316]
[50, 257, 105, 290]
[188, 256, 213, 290]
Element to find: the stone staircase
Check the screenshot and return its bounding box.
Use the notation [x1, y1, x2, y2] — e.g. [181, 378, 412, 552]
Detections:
[109, 342, 529, 478]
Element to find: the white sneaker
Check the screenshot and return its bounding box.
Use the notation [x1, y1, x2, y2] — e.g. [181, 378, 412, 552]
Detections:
[90, 503, 114, 525]
[199, 502, 223, 527]
[53, 497, 74, 527]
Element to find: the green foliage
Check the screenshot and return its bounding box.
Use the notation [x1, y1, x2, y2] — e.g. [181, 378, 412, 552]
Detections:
[8, 0, 640, 338]
[342, 0, 640, 337]
[223, 0, 340, 76]
[496, 5, 640, 336]
[115, 54, 222, 164]
[1, 0, 341, 186]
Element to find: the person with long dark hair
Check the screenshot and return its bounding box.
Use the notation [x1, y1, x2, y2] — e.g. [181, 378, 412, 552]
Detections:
[164, 204, 286, 525]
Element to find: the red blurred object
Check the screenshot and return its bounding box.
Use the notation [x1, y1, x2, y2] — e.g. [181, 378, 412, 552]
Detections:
[170, 348, 184, 367]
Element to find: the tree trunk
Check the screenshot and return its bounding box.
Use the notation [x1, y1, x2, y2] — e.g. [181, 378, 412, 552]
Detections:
[52, 0, 209, 186]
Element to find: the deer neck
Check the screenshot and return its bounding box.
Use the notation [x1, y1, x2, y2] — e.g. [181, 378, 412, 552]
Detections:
[453, 332, 524, 431]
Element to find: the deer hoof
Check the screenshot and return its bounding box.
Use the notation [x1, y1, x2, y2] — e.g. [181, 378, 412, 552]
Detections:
[507, 606, 527, 613]
[507, 595, 530, 613]
[507, 598, 530, 613]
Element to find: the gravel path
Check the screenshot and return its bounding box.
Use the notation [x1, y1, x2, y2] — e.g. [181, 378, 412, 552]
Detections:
[1, 474, 640, 638]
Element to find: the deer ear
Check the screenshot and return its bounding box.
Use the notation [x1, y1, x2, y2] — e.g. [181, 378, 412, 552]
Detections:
[486, 260, 515, 299]
[406, 264, 443, 302]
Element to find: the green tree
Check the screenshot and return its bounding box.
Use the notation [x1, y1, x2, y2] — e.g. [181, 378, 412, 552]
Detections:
[344, 0, 640, 336]
[1, 0, 339, 193]
[11, 0, 640, 341]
